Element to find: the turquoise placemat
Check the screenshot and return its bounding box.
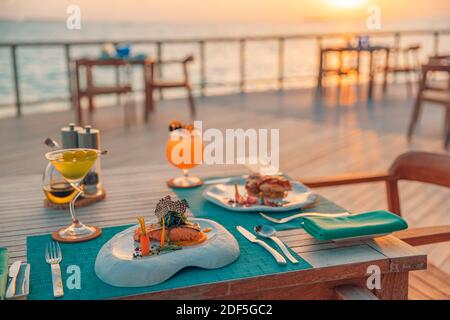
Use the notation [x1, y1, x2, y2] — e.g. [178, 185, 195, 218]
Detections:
[174, 175, 346, 231]
[26, 175, 343, 300]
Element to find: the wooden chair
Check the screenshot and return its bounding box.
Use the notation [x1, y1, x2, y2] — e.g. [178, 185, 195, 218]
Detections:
[382, 44, 421, 94]
[406, 60, 450, 149]
[143, 55, 196, 122]
[74, 58, 133, 124]
[317, 47, 359, 91]
[301, 151, 450, 300]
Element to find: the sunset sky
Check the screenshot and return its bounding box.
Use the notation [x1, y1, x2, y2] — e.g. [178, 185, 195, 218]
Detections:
[0, 0, 449, 22]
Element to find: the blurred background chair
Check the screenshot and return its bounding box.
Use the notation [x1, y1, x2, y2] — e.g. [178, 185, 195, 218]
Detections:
[407, 56, 450, 149]
[302, 151, 450, 300]
[74, 58, 133, 125]
[143, 55, 196, 122]
[382, 44, 421, 94]
[317, 47, 360, 91]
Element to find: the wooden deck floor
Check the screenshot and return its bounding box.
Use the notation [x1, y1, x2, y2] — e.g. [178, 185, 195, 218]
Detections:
[0, 83, 449, 298]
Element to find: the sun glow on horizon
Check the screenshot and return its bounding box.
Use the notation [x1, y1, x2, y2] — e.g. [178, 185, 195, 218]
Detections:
[328, 0, 368, 9]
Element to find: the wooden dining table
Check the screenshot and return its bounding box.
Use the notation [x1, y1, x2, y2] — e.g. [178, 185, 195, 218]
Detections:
[0, 164, 426, 300]
[317, 45, 391, 99]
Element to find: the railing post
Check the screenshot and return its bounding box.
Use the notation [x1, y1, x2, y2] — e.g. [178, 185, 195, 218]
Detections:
[156, 41, 163, 100]
[111, 42, 121, 106]
[394, 33, 401, 77]
[433, 31, 439, 55]
[11, 45, 21, 117]
[316, 36, 323, 91]
[239, 39, 246, 93]
[115, 64, 121, 105]
[278, 37, 285, 91]
[199, 40, 206, 97]
[64, 44, 74, 109]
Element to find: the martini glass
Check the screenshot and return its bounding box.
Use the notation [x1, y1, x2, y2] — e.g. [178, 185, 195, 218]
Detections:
[166, 128, 204, 188]
[45, 148, 102, 242]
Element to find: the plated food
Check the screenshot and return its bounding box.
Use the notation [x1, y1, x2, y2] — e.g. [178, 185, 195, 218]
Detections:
[132, 195, 209, 258]
[228, 174, 293, 207]
[203, 174, 316, 212]
[245, 174, 292, 205]
[94, 195, 240, 287]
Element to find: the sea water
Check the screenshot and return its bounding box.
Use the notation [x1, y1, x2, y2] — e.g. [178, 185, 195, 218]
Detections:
[0, 18, 449, 117]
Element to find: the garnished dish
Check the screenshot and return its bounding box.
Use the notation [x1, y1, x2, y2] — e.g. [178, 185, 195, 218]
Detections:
[203, 175, 316, 212]
[132, 196, 208, 258]
[237, 173, 293, 207]
[95, 195, 240, 287]
[228, 174, 293, 207]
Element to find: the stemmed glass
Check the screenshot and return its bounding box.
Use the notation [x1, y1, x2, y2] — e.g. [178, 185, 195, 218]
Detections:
[45, 148, 103, 242]
[166, 128, 203, 188]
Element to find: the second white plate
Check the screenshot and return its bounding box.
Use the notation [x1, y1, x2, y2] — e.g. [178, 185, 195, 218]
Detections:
[203, 180, 317, 213]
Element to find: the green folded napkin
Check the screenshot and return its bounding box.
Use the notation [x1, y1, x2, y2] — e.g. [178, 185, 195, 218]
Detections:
[0, 248, 8, 300]
[301, 210, 408, 241]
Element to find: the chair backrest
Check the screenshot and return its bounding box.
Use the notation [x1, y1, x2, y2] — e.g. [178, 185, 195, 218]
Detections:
[389, 151, 450, 187]
[404, 44, 421, 52]
[386, 151, 450, 215]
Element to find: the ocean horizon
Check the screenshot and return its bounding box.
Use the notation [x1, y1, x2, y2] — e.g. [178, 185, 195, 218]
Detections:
[1, 18, 449, 118]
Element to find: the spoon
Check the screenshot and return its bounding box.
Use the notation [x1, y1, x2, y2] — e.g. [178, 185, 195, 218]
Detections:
[254, 225, 298, 264]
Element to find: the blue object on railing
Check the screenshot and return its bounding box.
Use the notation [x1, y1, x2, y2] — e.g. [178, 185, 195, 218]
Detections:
[115, 44, 131, 58]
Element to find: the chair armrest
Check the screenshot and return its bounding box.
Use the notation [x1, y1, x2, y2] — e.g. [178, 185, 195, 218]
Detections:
[182, 55, 194, 64]
[334, 285, 379, 300]
[393, 225, 450, 246]
[301, 172, 390, 188]
[147, 55, 194, 65]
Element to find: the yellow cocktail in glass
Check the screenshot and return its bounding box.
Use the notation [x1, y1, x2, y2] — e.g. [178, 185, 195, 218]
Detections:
[50, 149, 97, 183]
[45, 148, 103, 242]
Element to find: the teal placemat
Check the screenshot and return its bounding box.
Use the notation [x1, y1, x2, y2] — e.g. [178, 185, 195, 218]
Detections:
[174, 176, 346, 231]
[27, 175, 344, 300]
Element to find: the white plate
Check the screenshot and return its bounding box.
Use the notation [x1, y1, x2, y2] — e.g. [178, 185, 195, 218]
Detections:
[203, 180, 317, 212]
[95, 218, 240, 287]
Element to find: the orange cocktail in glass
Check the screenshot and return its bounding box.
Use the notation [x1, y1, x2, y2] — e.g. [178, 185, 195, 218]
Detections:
[166, 126, 204, 188]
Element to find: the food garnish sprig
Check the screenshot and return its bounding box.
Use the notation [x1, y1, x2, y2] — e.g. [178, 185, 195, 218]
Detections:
[154, 195, 190, 247]
[137, 217, 150, 256]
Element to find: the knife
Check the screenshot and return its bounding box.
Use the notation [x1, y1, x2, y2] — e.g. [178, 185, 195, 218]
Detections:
[236, 226, 287, 265]
[204, 175, 249, 185]
[22, 264, 30, 296]
[5, 261, 21, 299]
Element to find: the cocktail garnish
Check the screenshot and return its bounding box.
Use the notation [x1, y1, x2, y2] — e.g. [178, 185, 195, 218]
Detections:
[169, 120, 194, 132]
[74, 150, 86, 160]
[62, 151, 75, 162]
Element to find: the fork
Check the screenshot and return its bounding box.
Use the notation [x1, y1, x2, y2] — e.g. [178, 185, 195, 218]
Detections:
[259, 211, 350, 224]
[45, 241, 64, 298]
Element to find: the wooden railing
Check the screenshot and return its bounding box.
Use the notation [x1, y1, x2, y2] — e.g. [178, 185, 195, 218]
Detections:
[0, 29, 449, 116]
